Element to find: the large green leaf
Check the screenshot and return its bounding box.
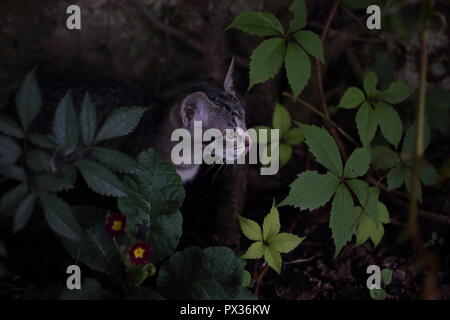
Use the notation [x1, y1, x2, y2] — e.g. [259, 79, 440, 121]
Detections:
[149, 210, 183, 264]
[301, 125, 343, 176]
[249, 38, 286, 89]
[0, 165, 26, 181]
[95, 107, 147, 143]
[288, 0, 307, 33]
[330, 184, 356, 255]
[15, 69, 41, 131]
[338, 87, 365, 109]
[157, 247, 245, 299]
[343, 147, 371, 178]
[262, 203, 280, 241]
[241, 241, 264, 259]
[374, 102, 403, 148]
[33, 165, 77, 192]
[0, 183, 28, 217]
[294, 30, 324, 62]
[363, 72, 378, 97]
[356, 102, 378, 146]
[376, 81, 411, 104]
[40, 193, 83, 241]
[26, 149, 53, 172]
[355, 207, 384, 246]
[268, 233, 304, 253]
[13, 193, 36, 233]
[346, 179, 369, 207]
[52, 91, 79, 154]
[371, 145, 400, 170]
[284, 128, 304, 145]
[75, 160, 127, 197]
[79, 92, 97, 145]
[387, 167, 406, 190]
[236, 214, 263, 241]
[227, 12, 284, 36]
[62, 206, 122, 279]
[280, 171, 340, 210]
[0, 115, 23, 138]
[27, 134, 56, 149]
[0, 135, 21, 165]
[264, 246, 282, 274]
[285, 41, 311, 99]
[92, 147, 139, 174]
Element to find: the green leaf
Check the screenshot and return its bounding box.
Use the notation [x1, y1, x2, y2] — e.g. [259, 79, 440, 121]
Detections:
[343, 147, 371, 178]
[381, 268, 393, 285]
[355, 207, 384, 246]
[149, 210, 183, 264]
[378, 202, 390, 224]
[26, 149, 53, 172]
[15, 69, 41, 131]
[236, 214, 263, 241]
[268, 233, 304, 253]
[52, 91, 79, 154]
[0, 115, 23, 138]
[302, 125, 343, 176]
[371, 145, 400, 170]
[41, 193, 83, 241]
[227, 12, 284, 36]
[249, 38, 286, 89]
[0, 183, 28, 217]
[117, 176, 151, 228]
[363, 72, 378, 97]
[288, 0, 307, 33]
[387, 167, 406, 190]
[62, 206, 122, 278]
[374, 102, 403, 148]
[347, 179, 369, 207]
[281, 171, 339, 210]
[27, 133, 56, 149]
[0, 165, 26, 181]
[370, 288, 387, 300]
[401, 122, 431, 157]
[420, 162, 437, 186]
[338, 87, 365, 109]
[285, 41, 311, 99]
[79, 92, 97, 145]
[264, 246, 282, 274]
[293, 30, 324, 62]
[13, 193, 36, 233]
[330, 184, 356, 255]
[128, 264, 156, 288]
[242, 270, 251, 287]
[272, 103, 291, 137]
[365, 187, 380, 221]
[75, 160, 127, 197]
[241, 241, 265, 259]
[157, 247, 245, 299]
[92, 147, 139, 174]
[263, 203, 280, 241]
[356, 102, 378, 146]
[33, 165, 77, 192]
[376, 81, 412, 104]
[284, 128, 304, 145]
[0, 135, 21, 165]
[279, 143, 292, 168]
[95, 106, 147, 143]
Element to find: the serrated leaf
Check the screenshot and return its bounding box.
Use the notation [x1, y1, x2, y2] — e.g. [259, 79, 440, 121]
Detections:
[33, 165, 77, 192]
[79, 92, 97, 145]
[356, 102, 378, 146]
[15, 69, 41, 131]
[338, 87, 365, 109]
[26, 149, 52, 172]
[41, 193, 83, 241]
[376, 81, 412, 104]
[371, 145, 400, 170]
[330, 184, 356, 256]
[264, 245, 282, 274]
[0, 135, 21, 166]
[0, 183, 28, 217]
[374, 102, 403, 148]
[13, 193, 36, 233]
[347, 179, 370, 207]
[272, 103, 291, 137]
[227, 12, 284, 36]
[285, 41, 311, 99]
[387, 167, 406, 190]
[92, 147, 139, 174]
[241, 241, 264, 259]
[355, 207, 384, 247]
[268, 233, 304, 253]
[280, 171, 340, 210]
[0, 115, 23, 138]
[302, 125, 343, 176]
[0, 165, 26, 181]
[293, 30, 324, 62]
[95, 107, 147, 143]
[284, 128, 304, 145]
[236, 213, 263, 241]
[249, 38, 286, 89]
[27, 133, 56, 149]
[288, 0, 307, 33]
[263, 203, 280, 241]
[52, 91, 79, 154]
[344, 147, 371, 178]
[75, 160, 126, 197]
[279, 143, 292, 168]
[364, 72, 378, 97]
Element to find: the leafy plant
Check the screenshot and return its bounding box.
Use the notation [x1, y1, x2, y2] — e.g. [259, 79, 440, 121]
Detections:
[227, 0, 324, 98]
[370, 268, 393, 300]
[236, 201, 304, 274]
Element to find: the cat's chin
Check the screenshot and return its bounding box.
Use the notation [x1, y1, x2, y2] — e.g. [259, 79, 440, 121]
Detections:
[176, 165, 201, 183]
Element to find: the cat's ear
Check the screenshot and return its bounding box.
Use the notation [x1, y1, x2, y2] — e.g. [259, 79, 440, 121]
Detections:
[180, 92, 211, 128]
[223, 57, 236, 97]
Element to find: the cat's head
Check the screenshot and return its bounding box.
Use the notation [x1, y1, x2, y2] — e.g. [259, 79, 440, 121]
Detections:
[178, 59, 250, 161]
